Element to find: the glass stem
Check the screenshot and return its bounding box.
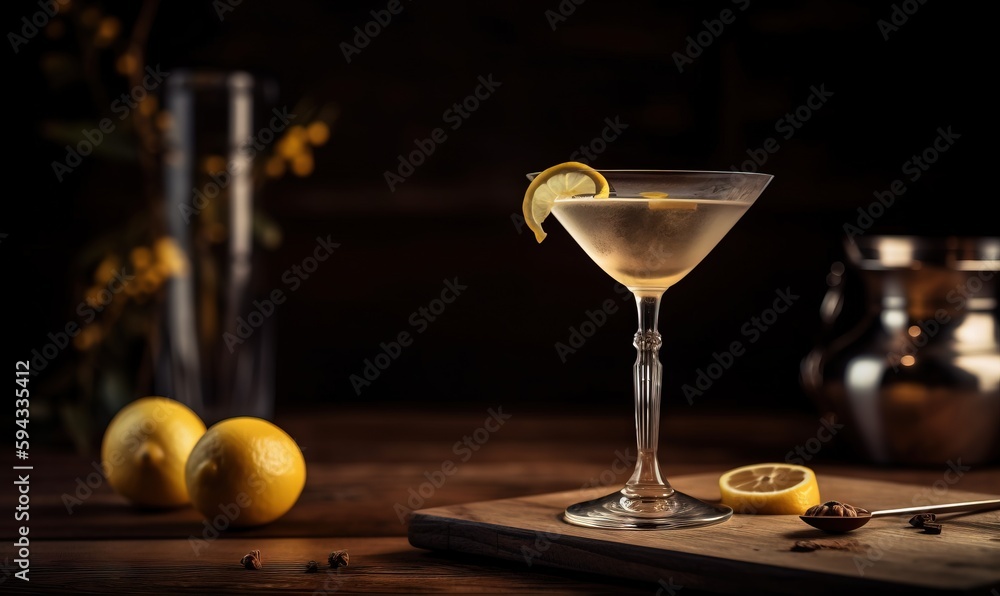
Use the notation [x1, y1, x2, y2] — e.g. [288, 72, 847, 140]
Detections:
[623, 292, 673, 499]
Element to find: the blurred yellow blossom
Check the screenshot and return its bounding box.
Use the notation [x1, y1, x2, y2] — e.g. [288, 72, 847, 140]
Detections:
[94, 254, 121, 285]
[265, 155, 286, 178]
[84, 287, 105, 309]
[202, 155, 227, 174]
[291, 152, 314, 177]
[130, 246, 152, 270]
[288, 125, 308, 142]
[153, 236, 189, 277]
[73, 324, 103, 351]
[155, 110, 172, 132]
[134, 271, 160, 301]
[139, 96, 158, 117]
[277, 134, 305, 160]
[116, 52, 138, 76]
[94, 16, 120, 47]
[306, 121, 329, 146]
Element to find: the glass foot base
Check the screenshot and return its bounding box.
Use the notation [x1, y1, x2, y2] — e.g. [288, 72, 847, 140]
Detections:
[564, 488, 733, 529]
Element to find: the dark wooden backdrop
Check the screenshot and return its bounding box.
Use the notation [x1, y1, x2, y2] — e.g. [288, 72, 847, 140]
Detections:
[8, 0, 992, 447]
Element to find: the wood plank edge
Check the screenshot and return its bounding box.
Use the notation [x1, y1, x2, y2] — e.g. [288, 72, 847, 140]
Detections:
[407, 511, 996, 596]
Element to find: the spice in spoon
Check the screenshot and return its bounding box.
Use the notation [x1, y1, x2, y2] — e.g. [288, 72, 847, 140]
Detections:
[804, 500, 870, 518]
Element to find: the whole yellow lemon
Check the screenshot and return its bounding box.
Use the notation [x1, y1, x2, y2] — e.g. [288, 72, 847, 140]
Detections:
[101, 396, 207, 507]
[185, 417, 306, 528]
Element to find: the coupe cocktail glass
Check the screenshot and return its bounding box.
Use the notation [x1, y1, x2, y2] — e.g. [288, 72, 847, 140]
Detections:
[536, 169, 773, 529]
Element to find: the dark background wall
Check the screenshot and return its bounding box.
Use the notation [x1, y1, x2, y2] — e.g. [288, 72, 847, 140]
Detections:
[7, 0, 991, 446]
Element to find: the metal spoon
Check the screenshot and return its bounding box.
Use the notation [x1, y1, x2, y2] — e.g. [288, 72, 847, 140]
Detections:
[800, 498, 1000, 533]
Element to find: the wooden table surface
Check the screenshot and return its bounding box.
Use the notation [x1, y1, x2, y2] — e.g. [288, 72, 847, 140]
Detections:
[4, 406, 999, 594]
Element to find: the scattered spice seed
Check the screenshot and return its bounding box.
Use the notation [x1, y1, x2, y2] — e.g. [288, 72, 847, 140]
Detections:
[328, 549, 350, 568]
[305, 560, 319, 573]
[922, 522, 943, 535]
[791, 538, 864, 553]
[909, 513, 937, 528]
[791, 541, 821, 552]
[240, 549, 262, 570]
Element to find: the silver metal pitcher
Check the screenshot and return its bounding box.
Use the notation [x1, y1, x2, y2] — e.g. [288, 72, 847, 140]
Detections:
[801, 235, 1000, 465]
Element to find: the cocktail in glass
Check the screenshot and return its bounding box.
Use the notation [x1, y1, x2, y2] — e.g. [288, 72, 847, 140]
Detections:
[533, 169, 773, 529]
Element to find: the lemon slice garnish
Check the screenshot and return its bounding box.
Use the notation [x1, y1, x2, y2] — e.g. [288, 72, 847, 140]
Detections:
[718, 463, 821, 515]
[649, 200, 698, 211]
[523, 162, 609, 243]
[639, 191, 699, 211]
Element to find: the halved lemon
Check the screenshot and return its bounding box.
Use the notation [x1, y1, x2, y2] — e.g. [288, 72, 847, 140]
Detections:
[718, 463, 821, 515]
[523, 162, 609, 243]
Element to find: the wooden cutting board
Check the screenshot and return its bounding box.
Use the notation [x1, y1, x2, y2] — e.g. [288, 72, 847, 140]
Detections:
[408, 472, 1000, 595]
